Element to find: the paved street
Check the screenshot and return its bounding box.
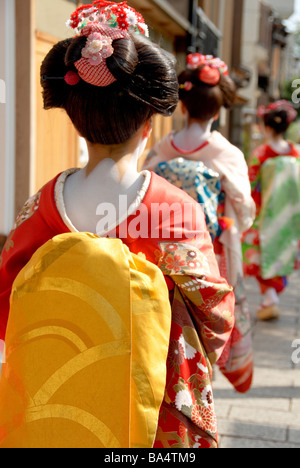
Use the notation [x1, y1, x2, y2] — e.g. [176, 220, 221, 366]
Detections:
[214, 272, 300, 448]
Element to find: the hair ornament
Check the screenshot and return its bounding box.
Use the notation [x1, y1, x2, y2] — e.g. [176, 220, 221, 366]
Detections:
[179, 81, 193, 92]
[186, 53, 229, 86]
[74, 23, 129, 87]
[42, 71, 80, 86]
[257, 100, 297, 124]
[198, 65, 221, 86]
[66, 1, 149, 88]
[81, 31, 114, 65]
[66, 1, 149, 37]
[64, 71, 81, 85]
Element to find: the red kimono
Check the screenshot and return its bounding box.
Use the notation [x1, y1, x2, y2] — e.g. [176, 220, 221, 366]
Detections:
[0, 170, 234, 448]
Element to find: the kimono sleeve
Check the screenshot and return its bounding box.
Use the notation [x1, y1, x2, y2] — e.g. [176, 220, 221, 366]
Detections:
[248, 148, 265, 211]
[157, 234, 235, 366]
[214, 145, 256, 233]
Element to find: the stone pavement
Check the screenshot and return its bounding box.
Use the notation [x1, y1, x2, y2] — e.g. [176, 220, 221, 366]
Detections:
[214, 272, 300, 448]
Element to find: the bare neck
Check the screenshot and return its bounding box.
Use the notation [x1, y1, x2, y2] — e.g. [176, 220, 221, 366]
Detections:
[62, 135, 148, 234]
[267, 135, 290, 154]
[173, 118, 213, 152]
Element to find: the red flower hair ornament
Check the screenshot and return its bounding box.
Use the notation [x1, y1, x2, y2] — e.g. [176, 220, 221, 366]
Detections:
[184, 53, 229, 87]
[198, 65, 221, 86]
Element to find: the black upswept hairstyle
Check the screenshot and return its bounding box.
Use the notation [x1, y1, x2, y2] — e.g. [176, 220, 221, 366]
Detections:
[262, 110, 291, 135]
[178, 67, 236, 121]
[41, 33, 179, 145]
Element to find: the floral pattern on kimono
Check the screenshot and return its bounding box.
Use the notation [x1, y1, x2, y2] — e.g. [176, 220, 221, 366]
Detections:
[0, 192, 41, 269]
[154, 242, 234, 448]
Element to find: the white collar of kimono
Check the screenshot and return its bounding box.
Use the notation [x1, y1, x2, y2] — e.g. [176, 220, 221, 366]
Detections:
[55, 168, 151, 236]
[55, 135, 152, 234]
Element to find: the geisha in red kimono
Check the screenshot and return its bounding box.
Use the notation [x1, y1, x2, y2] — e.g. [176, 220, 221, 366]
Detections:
[0, 1, 234, 449]
[243, 101, 300, 321]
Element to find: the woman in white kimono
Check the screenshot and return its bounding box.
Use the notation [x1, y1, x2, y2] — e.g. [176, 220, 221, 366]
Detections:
[145, 53, 256, 393]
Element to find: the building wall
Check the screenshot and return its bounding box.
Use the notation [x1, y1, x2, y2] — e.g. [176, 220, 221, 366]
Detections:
[264, 0, 295, 19]
[164, 0, 190, 19]
[196, 0, 234, 138]
[284, 34, 300, 82]
[200, 0, 222, 30]
[0, 0, 15, 235]
[36, 0, 77, 39]
[240, 0, 262, 109]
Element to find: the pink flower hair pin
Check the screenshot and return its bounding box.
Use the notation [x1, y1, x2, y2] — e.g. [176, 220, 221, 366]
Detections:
[74, 23, 129, 87]
[81, 31, 114, 65]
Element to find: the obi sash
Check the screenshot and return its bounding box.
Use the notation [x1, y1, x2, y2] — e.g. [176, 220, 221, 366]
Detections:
[0, 233, 172, 448]
[259, 156, 300, 279]
[154, 159, 222, 241]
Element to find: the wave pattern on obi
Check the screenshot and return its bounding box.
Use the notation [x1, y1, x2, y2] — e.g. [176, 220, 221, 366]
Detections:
[0, 234, 172, 448]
